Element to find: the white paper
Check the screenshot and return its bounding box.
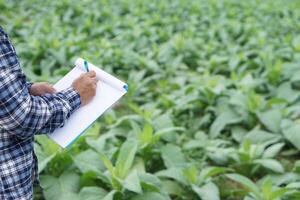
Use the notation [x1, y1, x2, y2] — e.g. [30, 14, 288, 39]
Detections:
[49, 58, 127, 148]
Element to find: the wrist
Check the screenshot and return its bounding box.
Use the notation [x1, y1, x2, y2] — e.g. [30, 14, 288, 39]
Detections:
[60, 87, 82, 112]
[26, 82, 33, 92]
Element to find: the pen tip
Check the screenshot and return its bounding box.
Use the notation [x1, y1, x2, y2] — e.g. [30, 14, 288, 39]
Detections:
[123, 84, 128, 91]
[84, 60, 89, 72]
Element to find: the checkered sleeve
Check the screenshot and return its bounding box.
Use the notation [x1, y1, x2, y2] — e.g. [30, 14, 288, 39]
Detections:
[26, 81, 33, 90]
[0, 29, 81, 139]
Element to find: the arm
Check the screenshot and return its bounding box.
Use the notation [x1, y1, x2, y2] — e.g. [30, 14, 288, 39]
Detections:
[0, 34, 81, 139]
[0, 66, 81, 138]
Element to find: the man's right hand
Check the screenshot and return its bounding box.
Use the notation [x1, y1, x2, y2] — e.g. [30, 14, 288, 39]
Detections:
[71, 71, 98, 106]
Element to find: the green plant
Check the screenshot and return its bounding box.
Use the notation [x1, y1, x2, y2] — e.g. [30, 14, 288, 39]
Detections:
[2, 0, 300, 199]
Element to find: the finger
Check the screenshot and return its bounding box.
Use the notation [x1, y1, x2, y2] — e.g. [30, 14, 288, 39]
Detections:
[90, 77, 98, 83]
[86, 71, 96, 78]
[45, 83, 57, 92]
[51, 86, 57, 93]
[45, 85, 57, 93]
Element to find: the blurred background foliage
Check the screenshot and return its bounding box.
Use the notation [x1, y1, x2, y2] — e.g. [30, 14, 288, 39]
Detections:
[1, 0, 300, 199]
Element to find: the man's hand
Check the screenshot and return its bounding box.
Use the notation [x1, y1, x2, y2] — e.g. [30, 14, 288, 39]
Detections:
[72, 71, 98, 106]
[29, 82, 56, 96]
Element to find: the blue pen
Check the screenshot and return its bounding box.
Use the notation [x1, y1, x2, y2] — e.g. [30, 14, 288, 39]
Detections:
[84, 60, 89, 72]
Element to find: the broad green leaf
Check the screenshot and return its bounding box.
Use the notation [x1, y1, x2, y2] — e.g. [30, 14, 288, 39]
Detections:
[154, 127, 185, 138]
[183, 165, 198, 184]
[98, 152, 115, 175]
[209, 110, 241, 138]
[131, 157, 146, 173]
[199, 167, 230, 182]
[192, 182, 220, 200]
[294, 161, 300, 173]
[35, 135, 60, 155]
[139, 173, 162, 192]
[287, 182, 300, 189]
[292, 36, 300, 51]
[160, 144, 186, 168]
[84, 122, 101, 137]
[282, 63, 300, 80]
[244, 129, 281, 144]
[80, 171, 108, 187]
[246, 91, 265, 112]
[115, 140, 138, 179]
[38, 153, 56, 174]
[73, 149, 105, 174]
[161, 180, 183, 196]
[130, 192, 168, 200]
[268, 172, 300, 186]
[40, 172, 80, 200]
[291, 71, 300, 86]
[257, 109, 281, 133]
[153, 113, 174, 130]
[261, 178, 272, 199]
[282, 123, 300, 150]
[102, 190, 122, 200]
[254, 159, 284, 173]
[262, 143, 285, 158]
[276, 82, 300, 103]
[156, 167, 187, 185]
[226, 173, 260, 198]
[108, 115, 141, 129]
[229, 91, 248, 110]
[270, 188, 291, 199]
[231, 126, 247, 142]
[139, 123, 153, 147]
[34, 143, 55, 174]
[267, 60, 283, 85]
[123, 170, 142, 193]
[79, 187, 107, 200]
[86, 131, 117, 153]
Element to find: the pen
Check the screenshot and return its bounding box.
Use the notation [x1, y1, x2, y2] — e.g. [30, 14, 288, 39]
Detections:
[84, 60, 89, 72]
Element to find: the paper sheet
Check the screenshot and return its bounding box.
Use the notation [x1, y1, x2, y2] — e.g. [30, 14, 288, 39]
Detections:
[48, 58, 127, 148]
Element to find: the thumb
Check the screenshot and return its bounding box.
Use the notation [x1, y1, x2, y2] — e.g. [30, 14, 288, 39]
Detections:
[45, 84, 57, 94]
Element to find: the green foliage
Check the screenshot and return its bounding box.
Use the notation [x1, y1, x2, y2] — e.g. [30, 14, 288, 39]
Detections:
[226, 174, 291, 200]
[2, 0, 300, 199]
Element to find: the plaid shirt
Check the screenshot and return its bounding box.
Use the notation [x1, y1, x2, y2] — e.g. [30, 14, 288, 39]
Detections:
[0, 27, 81, 199]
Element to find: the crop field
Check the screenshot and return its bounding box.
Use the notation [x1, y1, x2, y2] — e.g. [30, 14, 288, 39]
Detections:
[1, 0, 300, 199]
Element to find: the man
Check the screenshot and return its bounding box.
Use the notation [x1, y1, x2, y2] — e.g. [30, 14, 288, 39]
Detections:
[0, 26, 98, 199]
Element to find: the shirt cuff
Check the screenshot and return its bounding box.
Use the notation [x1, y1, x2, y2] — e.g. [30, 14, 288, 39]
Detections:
[60, 87, 81, 113]
[26, 82, 33, 91]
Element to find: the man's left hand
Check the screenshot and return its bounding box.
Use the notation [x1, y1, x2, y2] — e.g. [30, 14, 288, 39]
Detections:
[29, 82, 57, 96]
